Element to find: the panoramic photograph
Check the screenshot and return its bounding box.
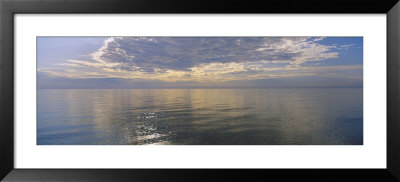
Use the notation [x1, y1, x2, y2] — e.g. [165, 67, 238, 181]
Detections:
[37, 37, 363, 145]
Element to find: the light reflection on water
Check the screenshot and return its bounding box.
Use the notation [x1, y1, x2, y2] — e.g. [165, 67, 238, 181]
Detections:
[37, 88, 363, 145]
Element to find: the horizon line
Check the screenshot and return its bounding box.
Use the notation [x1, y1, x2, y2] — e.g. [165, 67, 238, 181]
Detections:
[37, 87, 363, 90]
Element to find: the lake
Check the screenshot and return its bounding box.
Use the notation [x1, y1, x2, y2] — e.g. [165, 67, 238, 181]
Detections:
[37, 88, 363, 145]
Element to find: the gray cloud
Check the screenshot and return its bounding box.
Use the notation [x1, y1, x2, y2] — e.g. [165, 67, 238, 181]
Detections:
[90, 37, 339, 72]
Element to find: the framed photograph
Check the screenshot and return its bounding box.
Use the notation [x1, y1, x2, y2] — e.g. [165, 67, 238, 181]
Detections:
[1, 0, 399, 181]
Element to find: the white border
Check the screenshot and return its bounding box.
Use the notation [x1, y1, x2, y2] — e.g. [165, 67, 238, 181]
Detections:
[15, 14, 386, 168]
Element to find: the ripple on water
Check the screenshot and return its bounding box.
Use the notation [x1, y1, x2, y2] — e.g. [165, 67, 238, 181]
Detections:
[135, 112, 167, 120]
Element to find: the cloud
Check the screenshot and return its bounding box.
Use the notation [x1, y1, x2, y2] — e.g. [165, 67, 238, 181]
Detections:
[338, 44, 355, 49]
[39, 61, 362, 83]
[88, 37, 339, 72]
[39, 37, 361, 84]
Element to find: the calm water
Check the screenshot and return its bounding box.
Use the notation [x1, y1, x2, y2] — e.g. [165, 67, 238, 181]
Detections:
[37, 88, 363, 145]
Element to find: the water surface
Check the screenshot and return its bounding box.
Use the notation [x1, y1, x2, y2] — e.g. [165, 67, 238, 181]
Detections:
[37, 88, 363, 145]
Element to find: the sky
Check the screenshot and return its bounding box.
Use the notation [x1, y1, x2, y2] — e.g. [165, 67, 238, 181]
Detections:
[37, 37, 363, 89]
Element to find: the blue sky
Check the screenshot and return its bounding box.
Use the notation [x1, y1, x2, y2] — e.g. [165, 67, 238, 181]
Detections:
[37, 37, 362, 89]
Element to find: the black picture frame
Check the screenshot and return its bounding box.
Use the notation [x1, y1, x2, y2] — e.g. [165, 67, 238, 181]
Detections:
[1, 0, 399, 181]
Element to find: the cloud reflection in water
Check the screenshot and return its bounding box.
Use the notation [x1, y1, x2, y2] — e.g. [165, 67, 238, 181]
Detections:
[37, 88, 362, 145]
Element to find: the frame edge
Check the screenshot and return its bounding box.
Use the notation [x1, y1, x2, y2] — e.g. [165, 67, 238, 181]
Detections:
[388, 1, 400, 181]
[0, 0, 15, 180]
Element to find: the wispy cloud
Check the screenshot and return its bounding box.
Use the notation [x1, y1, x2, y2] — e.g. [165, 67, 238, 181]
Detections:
[88, 37, 340, 71]
[38, 37, 362, 85]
